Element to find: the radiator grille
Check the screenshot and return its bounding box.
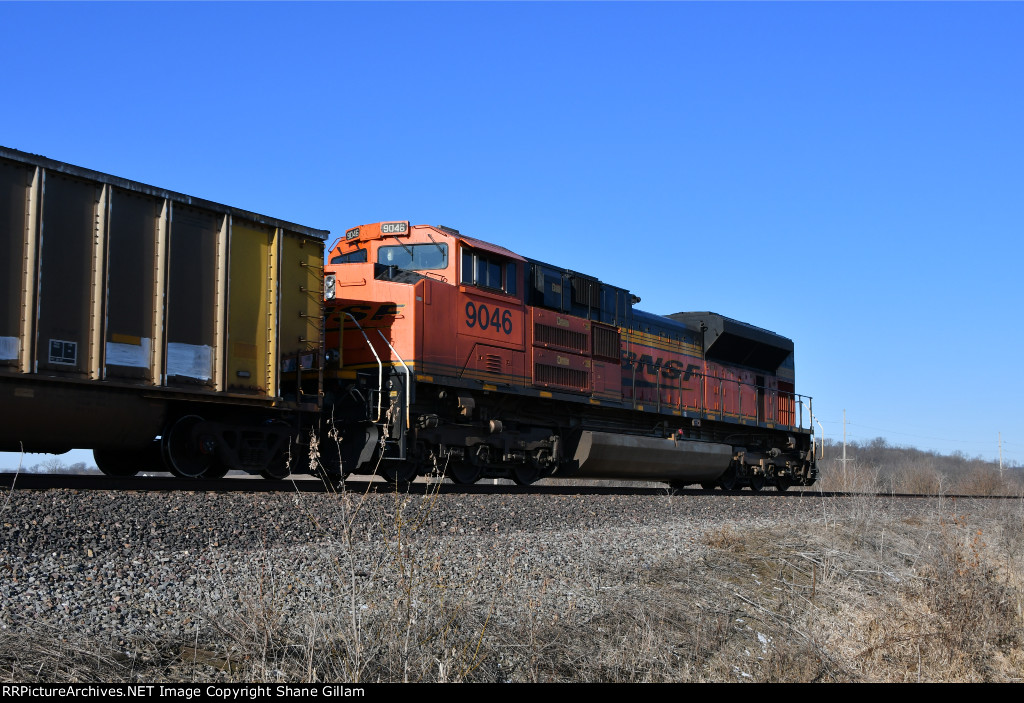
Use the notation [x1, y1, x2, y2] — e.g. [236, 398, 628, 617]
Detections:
[535, 363, 588, 391]
[592, 323, 620, 362]
[534, 323, 588, 353]
[571, 276, 601, 307]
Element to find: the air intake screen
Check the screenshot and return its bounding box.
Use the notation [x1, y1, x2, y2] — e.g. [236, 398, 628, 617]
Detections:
[535, 323, 588, 353]
[571, 276, 601, 308]
[535, 363, 588, 391]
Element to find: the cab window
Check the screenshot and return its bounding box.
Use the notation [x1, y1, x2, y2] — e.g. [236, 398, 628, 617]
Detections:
[330, 249, 368, 264]
[377, 243, 448, 270]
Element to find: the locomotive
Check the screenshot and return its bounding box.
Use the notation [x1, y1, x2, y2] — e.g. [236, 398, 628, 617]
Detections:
[0, 147, 816, 490]
[320, 222, 817, 491]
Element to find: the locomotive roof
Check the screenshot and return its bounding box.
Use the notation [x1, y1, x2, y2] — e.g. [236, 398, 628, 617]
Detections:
[667, 311, 793, 372]
[456, 233, 526, 261]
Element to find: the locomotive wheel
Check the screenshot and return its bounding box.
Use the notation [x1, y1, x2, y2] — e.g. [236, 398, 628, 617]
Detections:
[512, 464, 542, 486]
[163, 415, 214, 479]
[775, 475, 792, 492]
[94, 448, 143, 477]
[447, 462, 481, 485]
[380, 461, 417, 485]
[749, 472, 765, 492]
[718, 464, 739, 491]
[315, 432, 348, 483]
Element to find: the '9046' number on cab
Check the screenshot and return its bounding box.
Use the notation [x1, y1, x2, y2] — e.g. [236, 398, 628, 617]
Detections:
[465, 301, 512, 335]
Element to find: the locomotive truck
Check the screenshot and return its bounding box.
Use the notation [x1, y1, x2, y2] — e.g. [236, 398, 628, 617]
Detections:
[0, 147, 817, 490]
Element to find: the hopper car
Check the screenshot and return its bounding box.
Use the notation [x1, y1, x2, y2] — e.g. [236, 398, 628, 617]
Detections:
[0, 147, 817, 490]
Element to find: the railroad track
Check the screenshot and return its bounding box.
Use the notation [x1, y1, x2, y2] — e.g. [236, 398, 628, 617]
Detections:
[0, 471, 1016, 500]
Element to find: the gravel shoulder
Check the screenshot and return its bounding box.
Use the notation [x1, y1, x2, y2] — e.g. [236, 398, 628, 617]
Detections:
[1, 485, 1021, 682]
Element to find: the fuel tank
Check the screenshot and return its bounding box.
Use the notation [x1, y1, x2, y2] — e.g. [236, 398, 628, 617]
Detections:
[561, 430, 733, 482]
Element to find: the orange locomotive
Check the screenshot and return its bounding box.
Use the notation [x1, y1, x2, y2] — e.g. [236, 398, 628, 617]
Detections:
[322, 221, 817, 490]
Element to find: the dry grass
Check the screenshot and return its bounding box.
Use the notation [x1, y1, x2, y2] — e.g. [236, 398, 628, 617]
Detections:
[5, 494, 1023, 682]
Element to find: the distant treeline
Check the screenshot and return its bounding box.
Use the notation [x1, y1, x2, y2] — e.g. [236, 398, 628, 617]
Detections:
[820, 437, 1022, 496]
[6, 459, 97, 475]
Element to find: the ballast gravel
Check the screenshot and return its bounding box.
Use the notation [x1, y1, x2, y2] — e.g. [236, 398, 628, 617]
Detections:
[0, 482, 918, 650]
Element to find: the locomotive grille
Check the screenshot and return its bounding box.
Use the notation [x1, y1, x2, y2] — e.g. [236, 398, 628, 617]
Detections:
[592, 323, 621, 362]
[534, 323, 588, 353]
[483, 354, 503, 374]
[535, 363, 588, 391]
[571, 276, 601, 308]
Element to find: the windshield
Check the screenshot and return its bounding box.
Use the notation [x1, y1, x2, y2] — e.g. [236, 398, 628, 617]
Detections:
[377, 243, 448, 270]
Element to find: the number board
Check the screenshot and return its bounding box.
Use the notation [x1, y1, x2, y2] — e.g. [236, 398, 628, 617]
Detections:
[380, 221, 409, 235]
[462, 298, 523, 344]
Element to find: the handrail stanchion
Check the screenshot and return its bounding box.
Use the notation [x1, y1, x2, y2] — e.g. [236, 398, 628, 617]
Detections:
[344, 313, 383, 422]
[375, 330, 411, 461]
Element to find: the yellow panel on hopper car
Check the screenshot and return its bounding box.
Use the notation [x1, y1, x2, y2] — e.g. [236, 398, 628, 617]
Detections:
[227, 220, 275, 395]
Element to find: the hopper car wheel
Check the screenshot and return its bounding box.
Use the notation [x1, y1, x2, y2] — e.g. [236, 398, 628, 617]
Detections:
[260, 420, 295, 481]
[381, 462, 417, 486]
[94, 449, 142, 477]
[718, 464, 739, 491]
[700, 482, 718, 491]
[260, 450, 292, 481]
[749, 472, 765, 492]
[163, 415, 215, 479]
[447, 462, 481, 485]
[203, 464, 230, 480]
[775, 475, 792, 492]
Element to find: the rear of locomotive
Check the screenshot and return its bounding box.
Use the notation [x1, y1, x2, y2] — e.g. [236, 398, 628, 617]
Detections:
[618, 309, 818, 490]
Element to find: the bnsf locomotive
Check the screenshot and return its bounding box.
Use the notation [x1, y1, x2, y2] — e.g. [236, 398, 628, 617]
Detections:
[0, 147, 816, 490]
[320, 221, 817, 491]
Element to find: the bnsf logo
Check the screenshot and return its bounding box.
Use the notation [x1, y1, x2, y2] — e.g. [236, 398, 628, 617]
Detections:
[381, 222, 408, 234]
[622, 351, 701, 381]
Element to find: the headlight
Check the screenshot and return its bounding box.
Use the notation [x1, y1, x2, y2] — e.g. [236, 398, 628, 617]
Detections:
[324, 273, 336, 300]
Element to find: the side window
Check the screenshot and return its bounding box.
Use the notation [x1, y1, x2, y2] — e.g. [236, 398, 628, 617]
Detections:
[461, 248, 517, 295]
[330, 249, 368, 264]
[461, 249, 473, 284]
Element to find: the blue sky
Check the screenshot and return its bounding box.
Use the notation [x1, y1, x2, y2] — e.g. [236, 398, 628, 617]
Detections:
[1, 1, 1021, 467]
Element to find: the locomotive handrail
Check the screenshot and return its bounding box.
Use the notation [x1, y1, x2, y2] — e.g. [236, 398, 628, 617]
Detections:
[344, 312, 384, 423]
[421, 271, 448, 283]
[627, 365, 812, 433]
[375, 329, 412, 432]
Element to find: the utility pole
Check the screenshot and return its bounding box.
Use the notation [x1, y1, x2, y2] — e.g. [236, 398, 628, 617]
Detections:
[999, 432, 1003, 478]
[842, 409, 847, 466]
